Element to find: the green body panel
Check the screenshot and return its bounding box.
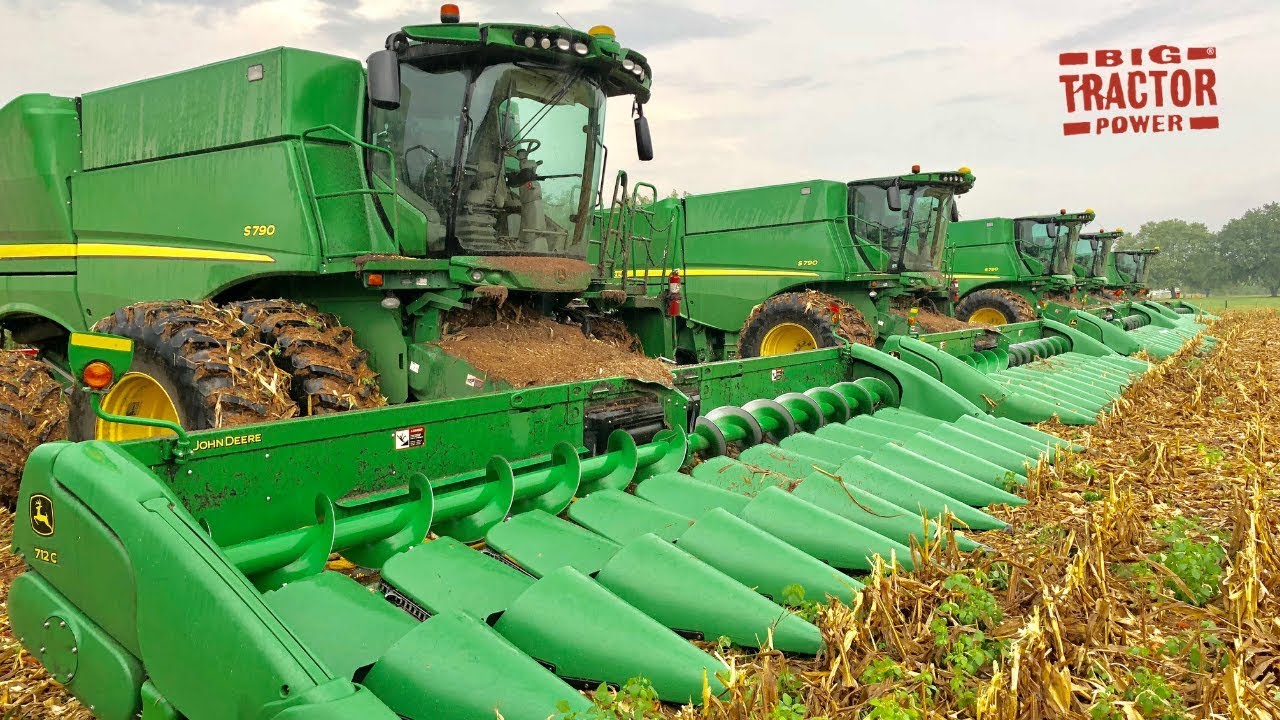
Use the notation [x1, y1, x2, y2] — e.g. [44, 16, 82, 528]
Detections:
[80, 49, 364, 169]
[0, 95, 81, 275]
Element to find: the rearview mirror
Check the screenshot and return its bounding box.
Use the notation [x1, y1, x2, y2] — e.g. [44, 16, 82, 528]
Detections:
[634, 115, 654, 161]
[886, 184, 902, 212]
[1046, 221, 1060, 237]
[949, 201, 959, 223]
[366, 50, 401, 110]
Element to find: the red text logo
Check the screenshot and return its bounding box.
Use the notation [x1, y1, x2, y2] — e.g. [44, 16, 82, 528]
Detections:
[1058, 45, 1219, 136]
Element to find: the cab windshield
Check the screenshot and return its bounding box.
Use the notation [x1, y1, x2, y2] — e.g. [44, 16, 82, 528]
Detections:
[1115, 252, 1139, 279]
[1016, 220, 1077, 275]
[1075, 237, 1105, 277]
[849, 184, 954, 272]
[370, 61, 605, 258]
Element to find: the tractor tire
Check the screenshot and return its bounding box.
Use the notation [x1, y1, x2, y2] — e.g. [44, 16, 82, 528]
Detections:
[0, 353, 67, 502]
[69, 301, 299, 442]
[737, 291, 874, 358]
[955, 289, 1038, 325]
[233, 300, 386, 415]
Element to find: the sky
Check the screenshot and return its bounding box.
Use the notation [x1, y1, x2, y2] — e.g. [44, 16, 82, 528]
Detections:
[2, 0, 1277, 234]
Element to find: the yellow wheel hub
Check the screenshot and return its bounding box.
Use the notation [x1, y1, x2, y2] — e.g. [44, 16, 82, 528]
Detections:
[968, 307, 1011, 325]
[96, 372, 181, 441]
[760, 323, 818, 356]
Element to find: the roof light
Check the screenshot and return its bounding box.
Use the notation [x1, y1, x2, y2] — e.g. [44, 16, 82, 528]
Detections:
[524, 35, 536, 48]
[440, 3, 460, 23]
[573, 41, 589, 55]
[1117, 227, 1124, 232]
[622, 59, 635, 71]
[588, 25, 615, 38]
[82, 360, 114, 390]
[555, 38, 571, 51]
[958, 166, 971, 174]
[1085, 207, 1095, 213]
[911, 164, 921, 173]
[539, 37, 551, 49]
[1060, 208, 1066, 214]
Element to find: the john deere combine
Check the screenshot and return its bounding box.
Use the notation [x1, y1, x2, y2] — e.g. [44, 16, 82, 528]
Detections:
[942, 213, 1213, 360]
[945, 209, 1096, 324]
[0, 10, 665, 495]
[11, 329, 1075, 719]
[590, 168, 975, 362]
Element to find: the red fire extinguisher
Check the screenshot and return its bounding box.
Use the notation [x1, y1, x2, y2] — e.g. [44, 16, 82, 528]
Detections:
[667, 270, 682, 317]
[950, 278, 960, 303]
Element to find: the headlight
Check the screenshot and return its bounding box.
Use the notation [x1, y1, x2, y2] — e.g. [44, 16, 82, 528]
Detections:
[622, 59, 635, 71]
[556, 38, 570, 51]
[470, 269, 486, 283]
[539, 37, 551, 49]
[523, 36, 536, 48]
[573, 41, 589, 55]
[632, 65, 644, 77]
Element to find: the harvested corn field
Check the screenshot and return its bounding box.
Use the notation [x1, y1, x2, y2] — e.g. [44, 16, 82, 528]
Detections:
[2, 310, 1275, 719]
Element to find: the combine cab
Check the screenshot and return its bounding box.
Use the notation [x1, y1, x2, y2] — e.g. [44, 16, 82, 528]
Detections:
[589, 167, 976, 362]
[9, 331, 1073, 719]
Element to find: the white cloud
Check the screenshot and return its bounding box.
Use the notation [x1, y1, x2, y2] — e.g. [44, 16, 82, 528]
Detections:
[1, 0, 1275, 231]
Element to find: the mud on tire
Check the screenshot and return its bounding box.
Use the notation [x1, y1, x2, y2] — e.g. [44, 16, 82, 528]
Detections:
[233, 299, 386, 415]
[70, 301, 299, 441]
[955, 288, 1038, 324]
[0, 353, 67, 502]
[737, 291, 874, 358]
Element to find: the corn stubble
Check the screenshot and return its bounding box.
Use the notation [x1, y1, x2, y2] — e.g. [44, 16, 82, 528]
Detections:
[4, 311, 1280, 720]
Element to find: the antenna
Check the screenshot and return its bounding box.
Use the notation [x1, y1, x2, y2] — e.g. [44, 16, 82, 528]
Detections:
[556, 11, 577, 29]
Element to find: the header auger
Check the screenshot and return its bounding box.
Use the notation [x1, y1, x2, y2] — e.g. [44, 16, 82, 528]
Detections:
[12, 330, 1073, 719]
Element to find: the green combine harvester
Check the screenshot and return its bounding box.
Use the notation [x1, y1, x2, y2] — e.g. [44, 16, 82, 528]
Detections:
[13, 329, 1080, 720]
[592, 166, 974, 362]
[0, 10, 666, 495]
[942, 214, 1212, 360]
[945, 209, 1096, 324]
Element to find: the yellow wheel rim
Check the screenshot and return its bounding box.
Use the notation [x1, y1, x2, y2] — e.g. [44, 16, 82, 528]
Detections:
[968, 307, 1011, 325]
[759, 323, 818, 356]
[96, 372, 181, 441]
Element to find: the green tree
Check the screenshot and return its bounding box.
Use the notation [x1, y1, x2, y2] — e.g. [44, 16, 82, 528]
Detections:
[1218, 203, 1280, 296]
[1133, 219, 1223, 295]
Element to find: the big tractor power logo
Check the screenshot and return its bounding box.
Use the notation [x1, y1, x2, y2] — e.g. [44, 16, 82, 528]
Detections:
[1058, 45, 1218, 136]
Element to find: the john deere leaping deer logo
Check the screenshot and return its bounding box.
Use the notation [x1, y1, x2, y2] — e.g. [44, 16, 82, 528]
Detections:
[29, 494, 55, 537]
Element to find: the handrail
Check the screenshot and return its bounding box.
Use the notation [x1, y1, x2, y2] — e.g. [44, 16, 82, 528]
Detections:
[298, 124, 400, 253]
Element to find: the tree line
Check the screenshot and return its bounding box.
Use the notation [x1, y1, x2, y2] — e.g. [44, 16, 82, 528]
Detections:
[1127, 202, 1280, 297]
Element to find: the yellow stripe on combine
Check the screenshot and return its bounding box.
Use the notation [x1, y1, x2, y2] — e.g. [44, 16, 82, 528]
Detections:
[70, 332, 133, 353]
[0, 243, 275, 263]
[614, 268, 820, 279]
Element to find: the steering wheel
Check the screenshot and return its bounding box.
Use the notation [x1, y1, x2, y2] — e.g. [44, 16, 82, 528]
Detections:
[509, 138, 542, 155]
